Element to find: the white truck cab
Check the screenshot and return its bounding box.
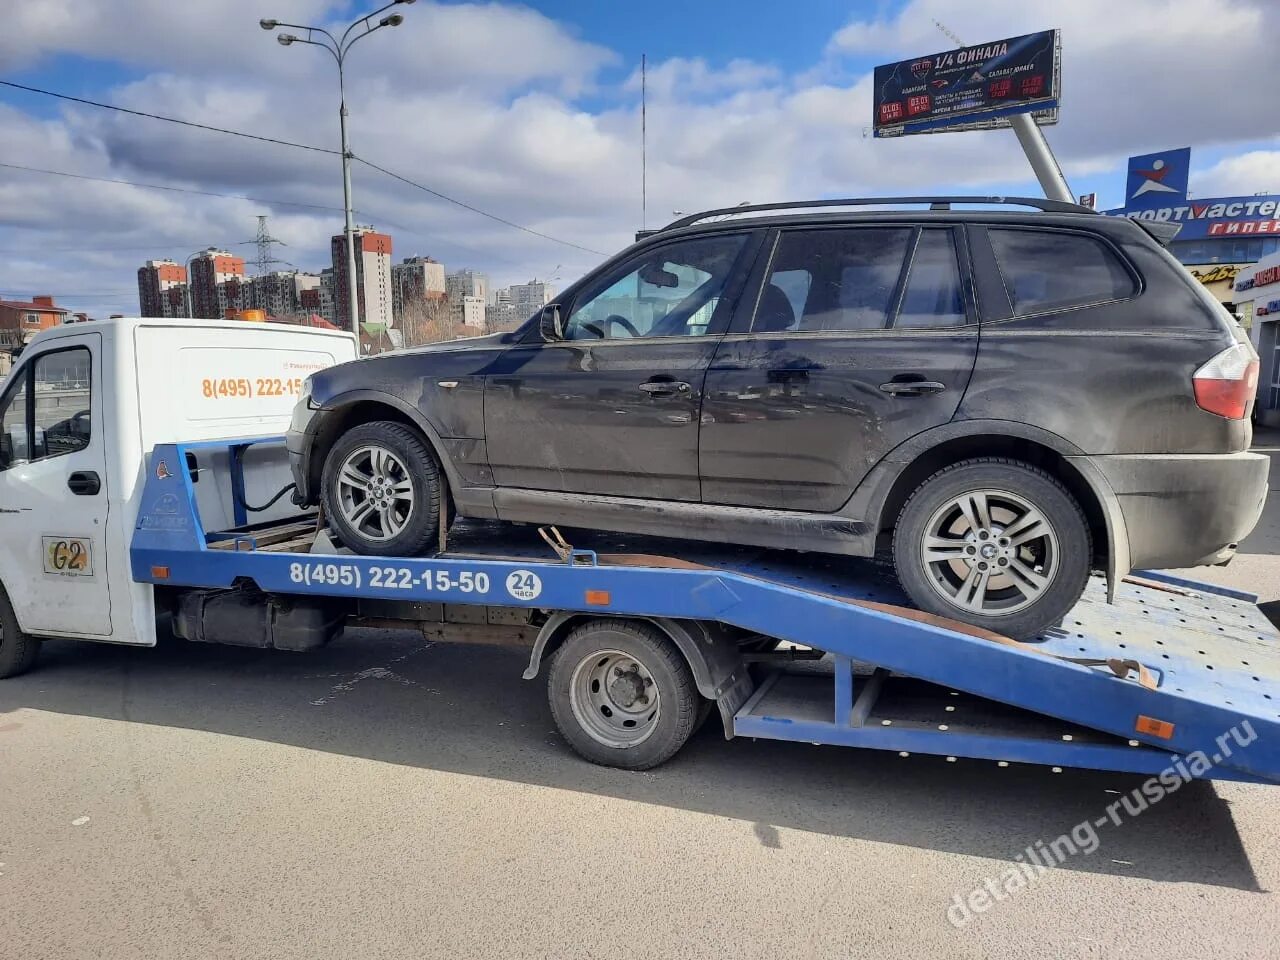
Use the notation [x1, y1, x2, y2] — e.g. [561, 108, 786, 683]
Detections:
[0, 318, 356, 650]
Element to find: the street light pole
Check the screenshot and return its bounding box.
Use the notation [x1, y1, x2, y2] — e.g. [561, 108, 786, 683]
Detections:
[261, 1, 414, 337]
[336, 57, 360, 340]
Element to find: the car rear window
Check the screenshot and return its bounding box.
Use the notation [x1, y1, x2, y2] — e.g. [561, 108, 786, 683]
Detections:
[989, 228, 1135, 316]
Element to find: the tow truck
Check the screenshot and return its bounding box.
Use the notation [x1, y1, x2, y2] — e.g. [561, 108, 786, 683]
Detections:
[2, 318, 1278, 780]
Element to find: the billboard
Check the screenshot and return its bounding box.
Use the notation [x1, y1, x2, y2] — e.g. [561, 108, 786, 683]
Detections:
[1124, 148, 1190, 210]
[1105, 148, 1280, 242]
[873, 30, 1060, 138]
[1106, 195, 1280, 241]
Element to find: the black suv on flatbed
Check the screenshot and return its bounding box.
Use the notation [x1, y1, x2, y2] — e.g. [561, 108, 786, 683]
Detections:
[289, 197, 1268, 638]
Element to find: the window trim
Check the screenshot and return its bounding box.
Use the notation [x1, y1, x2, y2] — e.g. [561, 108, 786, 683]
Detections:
[983, 224, 1143, 323]
[549, 231, 757, 345]
[0, 344, 94, 470]
[745, 223, 975, 335]
[0, 361, 31, 472]
[889, 226, 974, 330]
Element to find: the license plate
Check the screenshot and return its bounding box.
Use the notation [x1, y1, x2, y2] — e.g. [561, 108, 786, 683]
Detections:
[43, 537, 94, 577]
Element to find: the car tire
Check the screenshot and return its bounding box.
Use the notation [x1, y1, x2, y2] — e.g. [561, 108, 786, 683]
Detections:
[548, 619, 699, 770]
[893, 458, 1091, 639]
[0, 582, 41, 679]
[321, 420, 444, 557]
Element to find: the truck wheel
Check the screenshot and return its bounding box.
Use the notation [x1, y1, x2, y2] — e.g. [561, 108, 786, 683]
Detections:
[321, 421, 443, 557]
[893, 458, 1091, 640]
[548, 619, 699, 770]
[0, 584, 40, 678]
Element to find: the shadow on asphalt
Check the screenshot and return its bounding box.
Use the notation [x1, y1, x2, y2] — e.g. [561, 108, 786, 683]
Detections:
[2, 626, 1265, 893]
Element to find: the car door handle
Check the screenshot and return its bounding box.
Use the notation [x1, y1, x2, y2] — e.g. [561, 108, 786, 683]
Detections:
[67, 470, 100, 496]
[638, 380, 691, 397]
[879, 380, 946, 397]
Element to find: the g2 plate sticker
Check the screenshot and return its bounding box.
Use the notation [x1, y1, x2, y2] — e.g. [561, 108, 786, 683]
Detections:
[43, 537, 93, 577]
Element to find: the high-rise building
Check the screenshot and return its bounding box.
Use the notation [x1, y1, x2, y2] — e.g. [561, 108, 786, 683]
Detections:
[445, 269, 488, 308]
[318, 268, 336, 325]
[485, 300, 520, 331]
[246, 270, 322, 318]
[331, 227, 392, 330]
[190, 249, 246, 319]
[247, 270, 294, 318]
[137, 259, 189, 318]
[508, 280, 556, 318]
[392, 256, 447, 320]
[457, 295, 486, 329]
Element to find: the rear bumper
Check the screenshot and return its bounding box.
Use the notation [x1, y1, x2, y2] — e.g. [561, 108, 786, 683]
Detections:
[1079, 451, 1270, 570]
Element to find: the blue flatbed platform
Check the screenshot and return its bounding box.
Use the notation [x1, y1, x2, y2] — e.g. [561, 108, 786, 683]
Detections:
[132, 439, 1280, 783]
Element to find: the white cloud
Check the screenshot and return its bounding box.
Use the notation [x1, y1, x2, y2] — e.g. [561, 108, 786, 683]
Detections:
[624, 57, 782, 99]
[2, 0, 1279, 321]
[825, 0, 1279, 157]
[1193, 148, 1280, 198]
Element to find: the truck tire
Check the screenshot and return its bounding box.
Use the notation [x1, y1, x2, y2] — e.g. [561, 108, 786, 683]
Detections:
[548, 619, 699, 770]
[0, 583, 40, 678]
[321, 421, 443, 557]
[893, 458, 1091, 640]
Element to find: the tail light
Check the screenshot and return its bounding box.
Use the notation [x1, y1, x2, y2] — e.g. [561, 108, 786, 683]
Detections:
[1193, 343, 1259, 420]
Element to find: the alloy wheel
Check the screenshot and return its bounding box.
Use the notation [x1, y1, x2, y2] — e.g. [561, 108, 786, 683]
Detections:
[334, 443, 416, 542]
[918, 488, 1059, 617]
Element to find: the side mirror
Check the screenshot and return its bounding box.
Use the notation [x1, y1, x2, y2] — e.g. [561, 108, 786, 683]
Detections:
[539, 304, 564, 341]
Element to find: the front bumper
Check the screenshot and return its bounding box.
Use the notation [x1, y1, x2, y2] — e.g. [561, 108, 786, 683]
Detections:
[1082, 451, 1270, 570]
[286, 399, 321, 506]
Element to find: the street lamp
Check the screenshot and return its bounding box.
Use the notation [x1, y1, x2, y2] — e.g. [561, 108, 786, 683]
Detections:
[260, 1, 414, 336]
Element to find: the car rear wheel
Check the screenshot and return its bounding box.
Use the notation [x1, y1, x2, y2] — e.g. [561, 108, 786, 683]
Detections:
[321, 421, 443, 556]
[893, 458, 1091, 639]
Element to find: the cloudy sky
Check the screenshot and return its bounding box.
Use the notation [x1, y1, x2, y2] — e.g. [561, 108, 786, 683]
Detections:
[1, 0, 1278, 320]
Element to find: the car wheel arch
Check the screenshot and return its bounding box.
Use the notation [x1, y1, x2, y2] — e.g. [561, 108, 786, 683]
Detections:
[853, 421, 1128, 587]
[309, 390, 460, 501]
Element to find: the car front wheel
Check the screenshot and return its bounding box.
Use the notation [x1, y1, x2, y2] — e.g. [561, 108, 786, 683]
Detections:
[892, 458, 1091, 639]
[321, 420, 443, 556]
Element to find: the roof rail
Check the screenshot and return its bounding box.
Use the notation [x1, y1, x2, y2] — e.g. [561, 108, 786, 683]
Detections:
[662, 196, 1093, 232]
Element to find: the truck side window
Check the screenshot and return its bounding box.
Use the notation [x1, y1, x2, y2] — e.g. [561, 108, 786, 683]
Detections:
[0, 373, 29, 470]
[32, 348, 92, 462]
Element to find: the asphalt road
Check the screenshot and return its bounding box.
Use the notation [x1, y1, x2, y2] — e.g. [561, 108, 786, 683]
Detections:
[4, 444, 1280, 959]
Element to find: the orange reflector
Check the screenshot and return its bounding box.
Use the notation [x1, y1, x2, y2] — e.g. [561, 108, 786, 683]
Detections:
[1135, 715, 1175, 739]
[585, 590, 611, 606]
[151, 565, 170, 580]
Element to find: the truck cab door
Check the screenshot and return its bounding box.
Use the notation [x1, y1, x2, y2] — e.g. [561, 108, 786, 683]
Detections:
[0, 334, 113, 637]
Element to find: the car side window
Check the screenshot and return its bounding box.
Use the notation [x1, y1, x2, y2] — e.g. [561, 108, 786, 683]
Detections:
[0, 370, 29, 470]
[563, 234, 747, 341]
[754, 228, 912, 332]
[897, 230, 966, 328]
[989, 228, 1135, 316]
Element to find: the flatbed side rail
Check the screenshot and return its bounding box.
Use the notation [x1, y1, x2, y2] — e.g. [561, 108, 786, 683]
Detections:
[130, 441, 1280, 784]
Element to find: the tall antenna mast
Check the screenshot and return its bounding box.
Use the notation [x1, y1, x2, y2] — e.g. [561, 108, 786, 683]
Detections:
[641, 53, 647, 230]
